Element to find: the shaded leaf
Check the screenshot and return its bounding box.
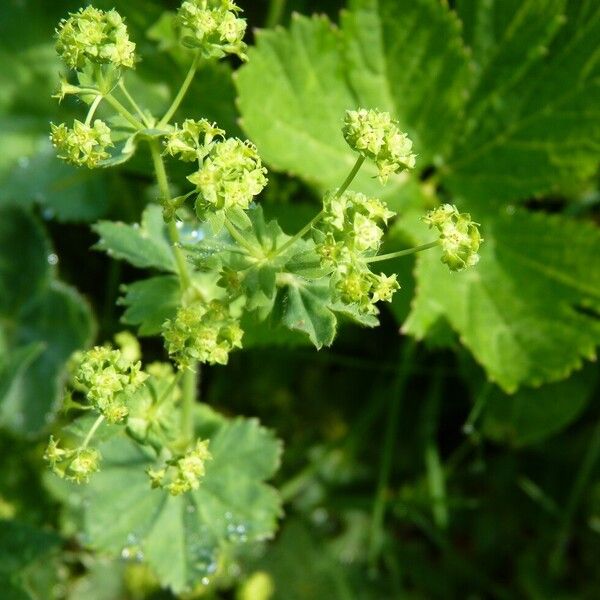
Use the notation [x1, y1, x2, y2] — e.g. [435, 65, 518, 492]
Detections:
[119, 276, 180, 336]
[93, 205, 177, 272]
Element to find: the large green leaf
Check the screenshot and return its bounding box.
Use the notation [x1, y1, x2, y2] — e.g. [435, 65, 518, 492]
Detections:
[403, 210, 600, 392]
[79, 411, 282, 593]
[445, 0, 600, 203]
[93, 205, 177, 272]
[236, 10, 425, 208]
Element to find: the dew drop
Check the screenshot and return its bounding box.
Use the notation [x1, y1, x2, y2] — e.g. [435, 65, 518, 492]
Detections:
[201, 577, 210, 586]
[47, 253, 59, 266]
[42, 208, 55, 220]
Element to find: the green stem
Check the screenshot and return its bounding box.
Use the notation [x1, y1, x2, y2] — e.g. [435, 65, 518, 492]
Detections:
[365, 240, 440, 264]
[462, 382, 492, 436]
[149, 140, 192, 290]
[266, 0, 287, 27]
[81, 415, 105, 449]
[550, 414, 600, 575]
[336, 155, 365, 198]
[104, 93, 145, 130]
[84, 95, 103, 126]
[275, 210, 324, 256]
[159, 51, 201, 127]
[181, 367, 199, 446]
[118, 80, 149, 126]
[368, 340, 416, 568]
[275, 155, 366, 257]
[224, 218, 260, 257]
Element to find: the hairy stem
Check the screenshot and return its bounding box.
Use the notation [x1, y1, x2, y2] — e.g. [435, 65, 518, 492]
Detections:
[81, 415, 105, 449]
[368, 340, 415, 568]
[118, 80, 149, 127]
[275, 155, 366, 256]
[336, 154, 365, 199]
[149, 141, 192, 290]
[104, 93, 145, 130]
[84, 95, 103, 126]
[159, 51, 201, 127]
[275, 210, 324, 256]
[365, 240, 440, 264]
[224, 218, 261, 256]
[181, 368, 199, 446]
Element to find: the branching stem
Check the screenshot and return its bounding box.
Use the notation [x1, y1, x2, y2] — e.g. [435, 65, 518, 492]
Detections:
[118, 80, 149, 127]
[84, 95, 103, 126]
[365, 240, 440, 263]
[81, 415, 105, 449]
[104, 93, 145, 130]
[159, 51, 202, 127]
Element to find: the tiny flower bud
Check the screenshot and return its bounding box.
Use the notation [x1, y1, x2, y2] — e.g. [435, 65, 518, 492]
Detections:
[163, 300, 244, 368]
[55, 7, 136, 70]
[423, 204, 482, 271]
[343, 109, 416, 183]
[371, 273, 400, 303]
[50, 119, 113, 169]
[178, 0, 247, 61]
[67, 447, 101, 484]
[188, 138, 267, 214]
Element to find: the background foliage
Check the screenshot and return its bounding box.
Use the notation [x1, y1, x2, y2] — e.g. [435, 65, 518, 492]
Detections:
[0, 0, 599, 598]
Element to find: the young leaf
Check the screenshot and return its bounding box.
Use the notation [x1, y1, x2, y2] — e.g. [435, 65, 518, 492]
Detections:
[93, 205, 177, 272]
[79, 413, 282, 593]
[119, 276, 180, 336]
[403, 210, 600, 392]
[273, 276, 337, 349]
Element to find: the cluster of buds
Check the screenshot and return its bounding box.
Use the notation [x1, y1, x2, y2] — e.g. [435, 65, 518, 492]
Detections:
[55, 7, 136, 70]
[315, 191, 400, 314]
[164, 118, 225, 162]
[44, 436, 101, 484]
[334, 265, 400, 315]
[50, 120, 113, 169]
[73, 346, 148, 423]
[178, 0, 247, 60]
[423, 204, 482, 271]
[188, 137, 268, 214]
[147, 439, 212, 495]
[343, 109, 416, 183]
[163, 300, 244, 368]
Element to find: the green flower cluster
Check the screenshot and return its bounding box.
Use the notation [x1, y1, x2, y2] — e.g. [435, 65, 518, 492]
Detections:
[316, 191, 400, 314]
[55, 7, 136, 70]
[424, 204, 482, 271]
[164, 118, 225, 162]
[163, 300, 244, 368]
[188, 137, 268, 214]
[50, 119, 113, 168]
[147, 439, 212, 496]
[73, 346, 148, 423]
[343, 109, 416, 183]
[44, 437, 101, 484]
[178, 0, 247, 60]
